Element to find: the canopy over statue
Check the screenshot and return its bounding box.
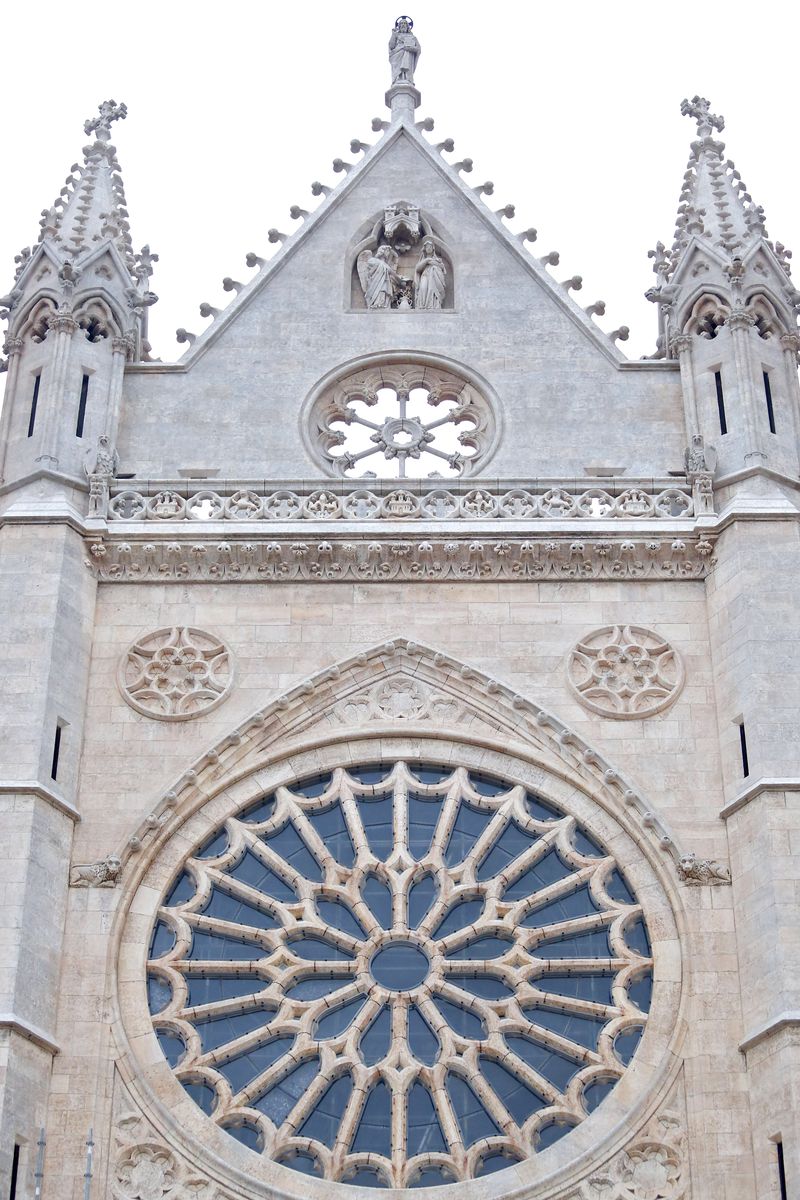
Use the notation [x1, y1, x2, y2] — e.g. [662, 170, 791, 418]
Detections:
[389, 16, 420, 85]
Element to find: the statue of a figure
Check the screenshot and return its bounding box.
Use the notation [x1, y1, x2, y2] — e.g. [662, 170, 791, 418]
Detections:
[85, 433, 119, 478]
[677, 852, 731, 886]
[684, 434, 717, 478]
[389, 16, 420, 85]
[359, 246, 403, 309]
[414, 238, 446, 310]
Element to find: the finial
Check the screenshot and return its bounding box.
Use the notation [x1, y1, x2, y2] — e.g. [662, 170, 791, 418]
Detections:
[387, 16, 421, 120]
[84, 100, 128, 142]
[680, 95, 725, 138]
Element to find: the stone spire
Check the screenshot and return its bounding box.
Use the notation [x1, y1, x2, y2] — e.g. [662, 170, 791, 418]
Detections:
[386, 15, 421, 121]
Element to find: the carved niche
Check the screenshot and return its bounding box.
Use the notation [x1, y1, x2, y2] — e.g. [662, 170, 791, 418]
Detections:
[350, 202, 453, 310]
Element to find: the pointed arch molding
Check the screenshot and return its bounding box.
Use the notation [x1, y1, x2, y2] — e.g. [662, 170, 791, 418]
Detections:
[120, 638, 685, 874]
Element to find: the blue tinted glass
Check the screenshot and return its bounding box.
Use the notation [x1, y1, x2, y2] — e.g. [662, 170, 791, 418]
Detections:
[478, 821, 541, 881]
[217, 1037, 294, 1093]
[349, 766, 390, 785]
[476, 1153, 519, 1177]
[445, 802, 490, 866]
[316, 998, 366, 1039]
[286, 976, 350, 1001]
[628, 972, 652, 1012]
[156, 1030, 184, 1067]
[623, 916, 651, 957]
[614, 1026, 643, 1066]
[360, 1005, 391, 1065]
[165, 872, 196, 906]
[523, 885, 600, 927]
[201, 888, 280, 929]
[408, 875, 437, 928]
[279, 1153, 320, 1177]
[182, 1080, 216, 1114]
[239, 796, 277, 823]
[572, 829, 605, 858]
[583, 1078, 616, 1113]
[193, 1008, 273, 1053]
[263, 824, 321, 882]
[292, 774, 333, 798]
[502, 849, 575, 900]
[479, 1057, 545, 1124]
[411, 765, 452, 784]
[433, 997, 485, 1039]
[352, 1081, 392, 1157]
[228, 850, 296, 901]
[185, 976, 264, 1005]
[363, 875, 393, 928]
[189, 929, 263, 961]
[505, 1036, 581, 1091]
[537, 1121, 575, 1149]
[290, 938, 353, 962]
[223, 1123, 261, 1151]
[317, 899, 365, 939]
[148, 976, 171, 1014]
[536, 928, 611, 958]
[149, 921, 175, 959]
[538, 974, 614, 1005]
[446, 936, 510, 961]
[253, 1058, 319, 1124]
[195, 830, 229, 859]
[407, 1083, 447, 1155]
[346, 1169, 386, 1188]
[525, 1007, 606, 1052]
[299, 1075, 352, 1146]
[358, 794, 394, 860]
[411, 1168, 455, 1188]
[407, 793, 440, 860]
[434, 899, 483, 938]
[308, 804, 355, 867]
[468, 772, 507, 796]
[605, 868, 635, 904]
[408, 1005, 439, 1066]
[450, 976, 513, 1001]
[371, 943, 428, 990]
[525, 794, 561, 822]
[446, 1075, 501, 1145]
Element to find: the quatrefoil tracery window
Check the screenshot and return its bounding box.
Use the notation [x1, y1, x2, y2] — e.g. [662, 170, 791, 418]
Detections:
[148, 761, 652, 1190]
[311, 364, 496, 479]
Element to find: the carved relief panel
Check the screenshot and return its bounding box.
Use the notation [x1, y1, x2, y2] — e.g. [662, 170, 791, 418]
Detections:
[349, 203, 453, 310]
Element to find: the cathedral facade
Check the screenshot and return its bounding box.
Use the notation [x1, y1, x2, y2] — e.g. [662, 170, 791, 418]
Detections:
[0, 19, 798, 1200]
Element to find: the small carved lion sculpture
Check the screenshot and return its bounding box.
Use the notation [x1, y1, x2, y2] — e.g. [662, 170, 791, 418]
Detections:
[69, 855, 122, 888]
[676, 851, 731, 886]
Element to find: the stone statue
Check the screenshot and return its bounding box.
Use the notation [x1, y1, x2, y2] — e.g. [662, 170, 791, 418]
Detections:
[358, 246, 404, 309]
[677, 852, 731, 886]
[389, 16, 420, 85]
[414, 238, 446, 310]
[70, 855, 122, 887]
[85, 433, 119, 478]
[684, 434, 717, 478]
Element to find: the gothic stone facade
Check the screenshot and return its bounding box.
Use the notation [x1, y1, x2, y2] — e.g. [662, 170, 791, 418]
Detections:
[0, 36, 799, 1200]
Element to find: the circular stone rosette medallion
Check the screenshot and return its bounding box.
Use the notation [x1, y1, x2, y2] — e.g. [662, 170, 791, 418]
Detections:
[567, 625, 684, 719]
[118, 626, 233, 721]
[127, 747, 681, 1194]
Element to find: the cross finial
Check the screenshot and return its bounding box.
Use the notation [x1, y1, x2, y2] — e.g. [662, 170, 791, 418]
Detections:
[84, 100, 128, 142]
[680, 95, 725, 137]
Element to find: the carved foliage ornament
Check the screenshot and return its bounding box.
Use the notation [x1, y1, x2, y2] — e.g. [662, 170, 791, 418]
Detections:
[568, 626, 684, 719]
[118, 627, 233, 721]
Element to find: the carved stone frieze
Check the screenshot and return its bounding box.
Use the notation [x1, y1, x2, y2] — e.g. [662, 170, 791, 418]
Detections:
[87, 535, 715, 583]
[117, 627, 233, 720]
[568, 625, 685, 719]
[334, 676, 465, 724]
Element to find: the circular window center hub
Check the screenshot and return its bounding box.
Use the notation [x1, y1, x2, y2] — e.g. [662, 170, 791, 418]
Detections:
[370, 941, 429, 991]
[378, 417, 430, 452]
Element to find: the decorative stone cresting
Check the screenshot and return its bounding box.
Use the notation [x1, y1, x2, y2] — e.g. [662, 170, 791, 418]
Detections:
[567, 626, 684, 719]
[118, 627, 233, 721]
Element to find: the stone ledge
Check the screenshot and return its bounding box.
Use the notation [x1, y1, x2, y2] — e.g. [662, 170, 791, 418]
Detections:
[720, 777, 800, 820]
[0, 1014, 60, 1055]
[0, 781, 80, 822]
[740, 1012, 800, 1054]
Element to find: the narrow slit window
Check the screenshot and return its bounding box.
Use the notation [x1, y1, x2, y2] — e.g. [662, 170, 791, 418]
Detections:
[51, 723, 63, 781]
[27, 374, 40, 438]
[76, 373, 90, 438]
[715, 371, 727, 435]
[764, 371, 776, 434]
[777, 1140, 787, 1200]
[738, 721, 750, 778]
[10, 1143, 20, 1200]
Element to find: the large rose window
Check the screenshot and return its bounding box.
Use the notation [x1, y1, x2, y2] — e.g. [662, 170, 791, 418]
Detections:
[147, 762, 653, 1188]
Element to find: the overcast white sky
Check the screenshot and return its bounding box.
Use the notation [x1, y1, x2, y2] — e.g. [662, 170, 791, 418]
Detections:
[2, 0, 798, 361]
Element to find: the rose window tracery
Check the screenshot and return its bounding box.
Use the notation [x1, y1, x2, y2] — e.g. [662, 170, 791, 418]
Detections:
[310, 364, 495, 479]
[147, 760, 653, 1188]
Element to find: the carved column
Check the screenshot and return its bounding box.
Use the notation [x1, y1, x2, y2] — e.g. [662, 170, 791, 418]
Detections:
[779, 333, 800, 467]
[727, 308, 764, 464]
[670, 333, 700, 438]
[36, 311, 78, 468]
[106, 332, 135, 446]
[0, 336, 24, 483]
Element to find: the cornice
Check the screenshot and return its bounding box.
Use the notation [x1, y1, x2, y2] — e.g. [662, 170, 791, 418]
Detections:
[739, 1011, 800, 1054]
[720, 777, 800, 820]
[0, 780, 80, 822]
[0, 1014, 60, 1056]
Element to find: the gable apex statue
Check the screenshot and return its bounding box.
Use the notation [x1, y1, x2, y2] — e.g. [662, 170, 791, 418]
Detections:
[389, 16, 420, 85]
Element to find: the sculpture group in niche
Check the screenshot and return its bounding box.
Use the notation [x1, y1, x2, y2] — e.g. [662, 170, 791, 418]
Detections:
[354, 202, 450, 310]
